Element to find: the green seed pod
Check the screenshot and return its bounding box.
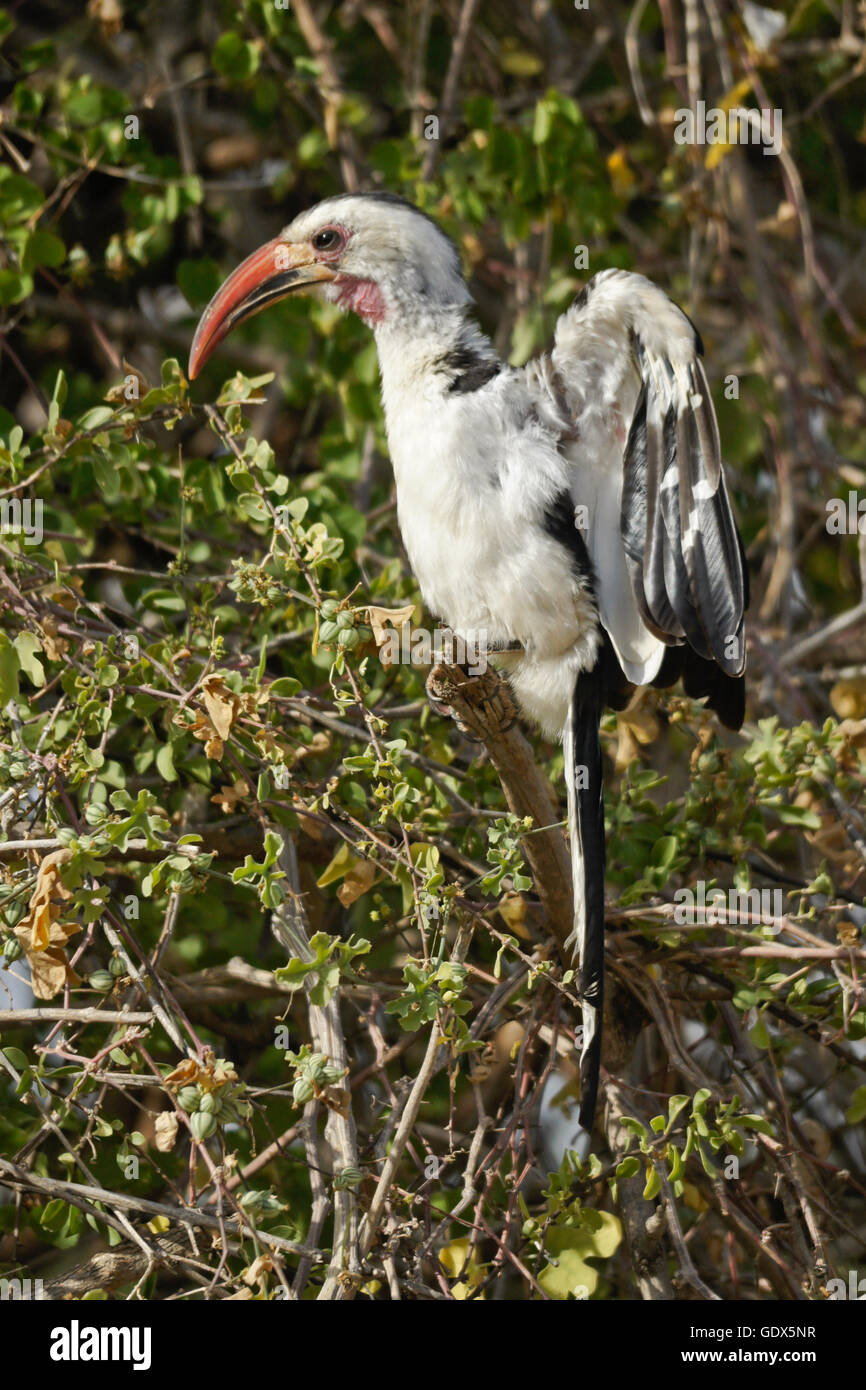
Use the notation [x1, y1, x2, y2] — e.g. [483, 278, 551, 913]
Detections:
[199, 1091, 218, 1115]
[336, 609, 355, 631]
[2, 899, 25, 928]
[318, 620, 340, 644]
[319, 599, 339, 619]
[108, 955, 126, 978]
[338, 627, 359, 650]
[2, 937, 23, 964]
[190, 1110, 217, 1142]
[293, 1078, 315, 1106]
[177, 1086, 200, 1112]
[89, 970, 114, 993]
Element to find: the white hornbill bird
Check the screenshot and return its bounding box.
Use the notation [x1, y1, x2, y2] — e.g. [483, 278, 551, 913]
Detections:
[189, 192, 747, 1132]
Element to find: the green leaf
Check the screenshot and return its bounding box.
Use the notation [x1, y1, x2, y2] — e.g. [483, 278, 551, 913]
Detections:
[267, 677, 301, 698]
[0, 634, 21, 704]
[65, 86, 102, 125]
[618, 1115, 649, 1144]
[668, 1145, 685, 1182]
[537, 1209, 622, 1299]
[40, 1198, 67, 1229]
[0, 269, 33, 305]
[50, 368, 67, 413]
[652, 836, 678, 870]
[774, 803, 822, 830]
[156, 742, 177, 783]
[21, 228, 65, 273]
[846, 1086, 866, 1125]
[212, 31, 260, 81]
[237, 492, 269, 522]
[0, 173, 42, 222]
[642, 1165, 661, 1200]
[13, 632, 44, 686]
[1, 1046, 29, 1070]
[615, 1156, 641, 1179]
[667, 1094, 690, 1128]
[177, 257, 222, 309]
[78, 406, 115, 430]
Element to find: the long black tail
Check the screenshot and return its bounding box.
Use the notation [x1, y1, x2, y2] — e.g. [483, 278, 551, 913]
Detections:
[563, 663, 606, 1131]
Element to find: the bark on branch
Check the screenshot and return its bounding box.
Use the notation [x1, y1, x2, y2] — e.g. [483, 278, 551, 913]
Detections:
[427, 662, 574, 955]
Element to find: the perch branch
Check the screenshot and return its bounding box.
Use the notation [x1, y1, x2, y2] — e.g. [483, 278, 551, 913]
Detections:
[426, 662, 574, 955]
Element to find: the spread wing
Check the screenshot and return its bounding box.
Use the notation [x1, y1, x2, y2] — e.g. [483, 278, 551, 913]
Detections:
[540, 268, 747, 727]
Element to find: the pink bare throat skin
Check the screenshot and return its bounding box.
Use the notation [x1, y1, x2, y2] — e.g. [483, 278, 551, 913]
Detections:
[334, 275, 386, 324]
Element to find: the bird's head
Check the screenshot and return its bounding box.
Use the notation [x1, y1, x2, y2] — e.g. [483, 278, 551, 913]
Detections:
[188, 192, 470, 378]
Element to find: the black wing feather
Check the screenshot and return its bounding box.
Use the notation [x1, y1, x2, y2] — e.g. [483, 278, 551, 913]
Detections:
[621, 321, 747, 695]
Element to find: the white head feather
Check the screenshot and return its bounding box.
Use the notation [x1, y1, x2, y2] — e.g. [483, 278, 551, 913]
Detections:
[282, 193, 471, 318]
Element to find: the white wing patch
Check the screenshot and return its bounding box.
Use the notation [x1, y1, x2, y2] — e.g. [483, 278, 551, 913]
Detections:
[542, 268, 746, 684]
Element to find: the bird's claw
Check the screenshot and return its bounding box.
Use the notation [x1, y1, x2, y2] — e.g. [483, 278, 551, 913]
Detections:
[424, 670, 455, 721]
[425, 663, 516, 740]
[425, 667, 484, 739]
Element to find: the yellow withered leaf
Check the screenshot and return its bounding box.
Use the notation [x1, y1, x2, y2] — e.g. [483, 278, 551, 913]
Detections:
[606, 148, 637, 199]
[13, 849, 82, 998]
[317, 841, 360, 889]
[704, 80, 757, 170]
[337, 859, 377, 907]
[201, 674, 240, 742]
[365, 603, 416, 646]
[243, 1254, 274, 1287]
[28, 947, 80, 1001]
[439, 1238, 486, 1300]
[830, 678, 866, 721]
[497, 892, 529, 937]
[614, 694, 660, 772]
[211, 779, 250, 814]
[181, 709, 224, 760]
[297, 813, 324, 841]
[164, 1058, 203, 1087]
[317, 841, 377, 906]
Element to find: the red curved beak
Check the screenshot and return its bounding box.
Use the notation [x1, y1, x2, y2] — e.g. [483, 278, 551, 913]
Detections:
[188, 238, 336, 379]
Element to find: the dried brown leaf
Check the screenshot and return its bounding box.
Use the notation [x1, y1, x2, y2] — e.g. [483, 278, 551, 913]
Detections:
[154, 1111, 179, 1153]
[365, 603, 416, 646]
[337, 859, 377, 907]
[201, 675, 239, 742]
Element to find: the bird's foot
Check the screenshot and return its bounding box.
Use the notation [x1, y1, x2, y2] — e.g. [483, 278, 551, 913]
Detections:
[425, 667, 482, 738]
[426, 663, 518, 740]
[424, 668, 455, 721]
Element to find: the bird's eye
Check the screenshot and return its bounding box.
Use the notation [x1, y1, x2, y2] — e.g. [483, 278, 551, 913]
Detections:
[312, 227, 342, 253]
